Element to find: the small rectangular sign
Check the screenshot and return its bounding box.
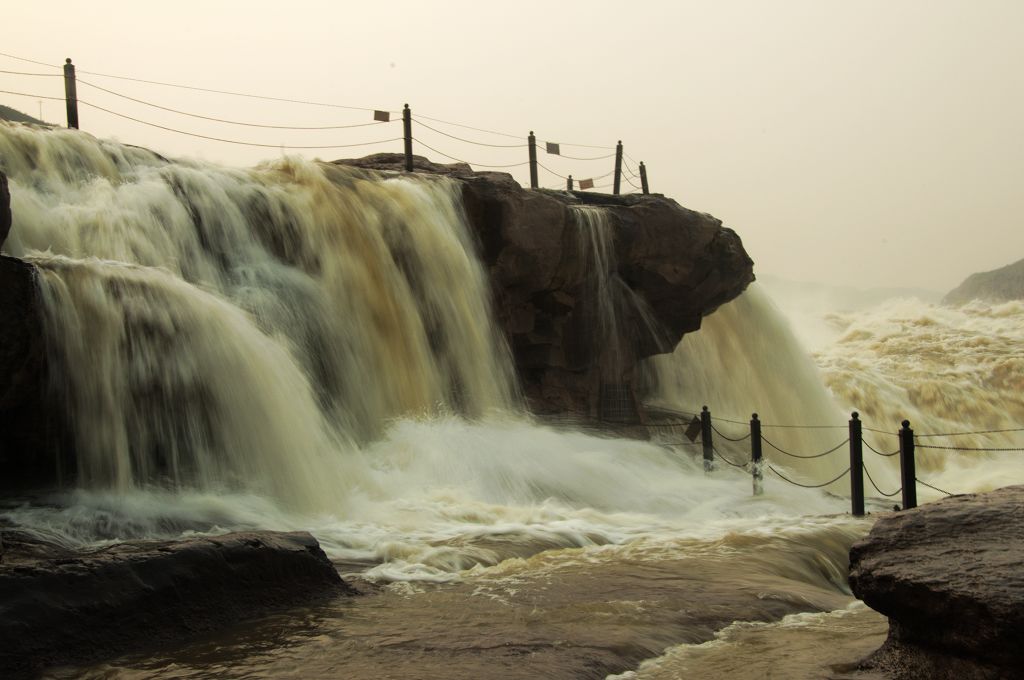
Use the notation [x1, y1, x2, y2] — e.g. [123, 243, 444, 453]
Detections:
[579, 178, 594, 190]
[545, 142, 560, 155]
[684, 415, 702, 442]
[373, 110, 390, 122]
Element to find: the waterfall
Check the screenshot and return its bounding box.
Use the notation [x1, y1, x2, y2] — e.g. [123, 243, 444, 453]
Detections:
[1, 122, 518, 507]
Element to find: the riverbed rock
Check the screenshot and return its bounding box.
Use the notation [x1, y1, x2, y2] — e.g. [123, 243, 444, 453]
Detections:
[943, 257, 1024, 305]
[848, 485, 1024, 679]
[0, 529, 352, 678]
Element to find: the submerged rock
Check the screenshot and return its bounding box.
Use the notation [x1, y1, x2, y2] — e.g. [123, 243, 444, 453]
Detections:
[849, 485, 1024, 679]
[0, 529, 351, 678]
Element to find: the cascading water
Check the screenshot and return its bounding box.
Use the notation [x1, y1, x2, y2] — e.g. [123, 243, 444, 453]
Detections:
[1, 121, 1018, 678]
[2, 122, 517, 509]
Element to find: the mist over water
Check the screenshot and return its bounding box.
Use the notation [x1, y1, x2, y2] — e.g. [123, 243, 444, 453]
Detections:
[1, 122, 1019, 677]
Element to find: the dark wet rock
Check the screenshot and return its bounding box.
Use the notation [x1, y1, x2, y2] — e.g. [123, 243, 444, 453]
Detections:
[0, 529, 352, 678]
[849, 485, 1024, 679]
[0, 171, 10, 248]
[334, 153, 755, 416]
[943, 257, 1024, 305]
[0, 256, 67, 489]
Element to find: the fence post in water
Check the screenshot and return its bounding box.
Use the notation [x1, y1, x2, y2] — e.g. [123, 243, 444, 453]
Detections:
[613, 140, 623, 195]
[528, 131, 538, 189]
[639, 161, 649, 194]
[567, 175, 574, 191]
[849, 412, 865, 516]
[899, 420, 917, 510]
[63, 58, 79, 129]
[750, 413, 763, 495]
[701, 405, 714, 473]
[402, 104, 413, 172]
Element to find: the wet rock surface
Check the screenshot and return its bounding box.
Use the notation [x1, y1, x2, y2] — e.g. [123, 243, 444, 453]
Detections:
[0, 529, 351, 678]
[849, 485, 1024, 679]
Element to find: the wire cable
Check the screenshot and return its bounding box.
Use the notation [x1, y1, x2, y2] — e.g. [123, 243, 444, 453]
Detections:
[413, 117, 528, 148]
[80, 99, 402, 149]
[549, 150, 616, 162]
[710, 423, 751, 442]
[714, 448, 748, 469]
[768, 465, 850, 488]
[916, 427, 1024, 438]
[863, 439, 899, 457]
[915, 444, 1024, 452]
[537, 162, 568, 179]
[412, 139, 530, 168]
[916, 477, 954, 496]
[863, 465, 901, 497]
[761, 436, 849, 459]
[0, 89, 65, 101]
[0, 51, 59, 69]
[76, 78, 392, 130]
[0, 69, 62, 77]
[415, 113, 523, 140]
[77, 68, 383, 112]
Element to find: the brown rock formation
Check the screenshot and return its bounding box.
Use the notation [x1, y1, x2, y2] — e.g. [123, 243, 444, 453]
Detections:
[849, 485, 1024, 679]
[0, 529, 351, 678]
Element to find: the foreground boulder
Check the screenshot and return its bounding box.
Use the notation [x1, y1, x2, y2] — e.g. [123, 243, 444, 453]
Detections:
[0, 529, 351, 677]
[849, 486, 1024, 679]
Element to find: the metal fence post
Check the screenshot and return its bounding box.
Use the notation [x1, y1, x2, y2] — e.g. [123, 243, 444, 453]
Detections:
[528, 131, 538, 189]
[567, 175, 574, 191]
[750, 413, 763, 495]
[402, 104, 413, 172]
[63, 58, 79, 129]
[701, 405, 714, 473]
[639, 161, 649, 194]
[613, 140, 623, 195]
[849, 412, 865, 516]
[899, 420, 917, 510]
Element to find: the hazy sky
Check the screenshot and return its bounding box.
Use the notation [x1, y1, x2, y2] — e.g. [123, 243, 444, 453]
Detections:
[3, 0, 1022, 291]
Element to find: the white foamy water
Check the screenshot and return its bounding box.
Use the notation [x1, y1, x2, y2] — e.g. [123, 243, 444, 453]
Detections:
[1, 121, 1021, 678]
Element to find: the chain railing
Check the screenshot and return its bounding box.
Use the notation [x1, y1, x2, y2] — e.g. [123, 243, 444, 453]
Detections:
[0, 52, 652, 195]
[644, 405, 1022, 516]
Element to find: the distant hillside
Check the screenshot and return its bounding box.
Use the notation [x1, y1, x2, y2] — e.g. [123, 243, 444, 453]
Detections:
[0, 104, 48, 126]
[943, 258, 1024, 305]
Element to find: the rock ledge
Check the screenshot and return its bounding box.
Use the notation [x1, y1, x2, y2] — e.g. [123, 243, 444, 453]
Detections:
[0, 529, 351, 678]
[849, 485, 1024, 679]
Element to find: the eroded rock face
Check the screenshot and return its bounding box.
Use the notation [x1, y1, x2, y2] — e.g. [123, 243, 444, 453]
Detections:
[849, 486, 1024, 679]
[336, 154, 755, 415]
[0, 529, 351, 678]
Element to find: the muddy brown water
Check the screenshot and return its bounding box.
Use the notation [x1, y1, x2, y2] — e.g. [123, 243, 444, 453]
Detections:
[47, 518, 887, 679]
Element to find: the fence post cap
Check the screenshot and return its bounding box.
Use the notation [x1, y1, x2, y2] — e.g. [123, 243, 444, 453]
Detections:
[751, 412, 759, 421]
[702, 405, 709, 412]
[65, 58, 73, 64]
[902, 419, 911, 429]
[851, 411, 860, 420]
[403, 103, 409, 109]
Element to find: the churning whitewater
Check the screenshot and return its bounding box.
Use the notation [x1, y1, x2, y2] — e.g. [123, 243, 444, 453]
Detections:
[1, 121, 1019, 678]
